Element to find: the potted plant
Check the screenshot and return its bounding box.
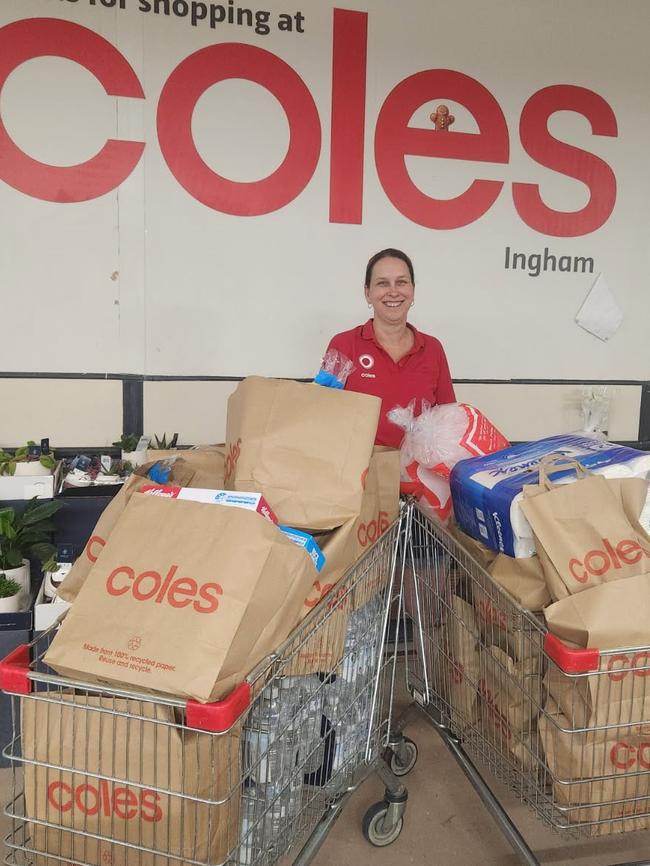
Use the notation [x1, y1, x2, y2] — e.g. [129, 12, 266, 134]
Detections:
[0, 575, 22, 614]
[0, 442, 57, 477]
[0, 498, 63, 609]
[112, 433, 147, 468]
[152, 433, 179, 450]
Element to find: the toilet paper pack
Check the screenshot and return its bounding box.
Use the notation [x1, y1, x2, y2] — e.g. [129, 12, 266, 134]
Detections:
[450, 435, 650, 558]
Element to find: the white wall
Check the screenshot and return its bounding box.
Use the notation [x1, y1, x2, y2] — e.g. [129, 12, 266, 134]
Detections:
[0, 0, 648, 445]
[0, 378, 641, 449]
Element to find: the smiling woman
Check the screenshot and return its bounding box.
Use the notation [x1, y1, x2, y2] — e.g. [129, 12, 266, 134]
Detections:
[324, 249, 456, 448]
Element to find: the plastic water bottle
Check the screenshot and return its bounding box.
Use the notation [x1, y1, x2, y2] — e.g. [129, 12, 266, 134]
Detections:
[241, 675, 328, 862]
[322, 597, 384, 783]
[298, 677, 332, 787]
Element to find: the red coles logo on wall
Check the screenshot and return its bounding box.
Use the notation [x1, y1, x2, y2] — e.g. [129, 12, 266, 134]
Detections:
[0, 10, 617, 237]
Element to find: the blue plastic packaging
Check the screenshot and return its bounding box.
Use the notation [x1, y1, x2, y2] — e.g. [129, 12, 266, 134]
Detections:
[450, 434, 650, 557]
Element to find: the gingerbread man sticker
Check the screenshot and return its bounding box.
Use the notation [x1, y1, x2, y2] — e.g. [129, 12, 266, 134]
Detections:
[430, 104, 455, 131]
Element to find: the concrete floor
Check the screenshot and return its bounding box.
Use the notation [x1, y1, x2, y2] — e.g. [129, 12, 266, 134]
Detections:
[3, 699, 650, 866]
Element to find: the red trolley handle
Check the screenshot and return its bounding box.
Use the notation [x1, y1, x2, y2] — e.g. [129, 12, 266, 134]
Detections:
[186, 683, 252, 732]
[0, 644, 31, 695]
[0, 644, 251, 733]
[544, 633, 600, 673]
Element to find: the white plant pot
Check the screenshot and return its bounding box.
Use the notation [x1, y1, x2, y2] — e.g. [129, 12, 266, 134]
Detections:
[0, 592, 21, 614]
[0, 560, 31, 610]
[122, 450, 148, 468]
[13, 461, 52, 477]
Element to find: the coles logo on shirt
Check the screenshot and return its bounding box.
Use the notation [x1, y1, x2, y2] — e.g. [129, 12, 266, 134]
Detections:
[359, 354, 376, 377]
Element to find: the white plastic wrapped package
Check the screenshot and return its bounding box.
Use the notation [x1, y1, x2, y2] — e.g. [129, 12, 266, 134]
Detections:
[389, 401, 510, 524]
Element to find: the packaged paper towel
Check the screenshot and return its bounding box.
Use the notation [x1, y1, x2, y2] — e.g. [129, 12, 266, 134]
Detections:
[450, 435, 650, 558]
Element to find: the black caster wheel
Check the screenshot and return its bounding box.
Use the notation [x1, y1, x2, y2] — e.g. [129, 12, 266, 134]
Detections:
[388, 736, 418, 777]
[362, 801, 404, 847]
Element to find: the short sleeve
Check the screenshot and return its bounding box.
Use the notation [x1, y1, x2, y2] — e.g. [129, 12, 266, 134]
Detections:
[436, 342, 456, 404]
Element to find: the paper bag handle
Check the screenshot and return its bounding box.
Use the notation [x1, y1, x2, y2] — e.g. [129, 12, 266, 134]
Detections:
[544, 633, 599, 673]
[537, 454, 589, 491]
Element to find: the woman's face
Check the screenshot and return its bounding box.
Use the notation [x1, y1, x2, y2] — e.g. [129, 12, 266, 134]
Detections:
[365, 256, 414, 325]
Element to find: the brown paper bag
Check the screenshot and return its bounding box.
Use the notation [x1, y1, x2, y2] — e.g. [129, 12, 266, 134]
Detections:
[46, 495, 316, 702]
[478, 645, 542, 735]
[521, 459, 650, 598]
[224, 377, 380, 530]
[545, 649, 650, 734]
[526, 472, 650, 602]
[172, 445, 226, 488]
[471, 571, 544, 665]
[434, 596, 481, 734]
[58, 457, 197, 603]
[489, 554, 551, 611]
[22, 693, 241, 865]
[448, 522, 497, 571]
[289, 447, 400, 674]
[320, 447, 399, 606]
[539, 698, 650, 835]
[544, 573, 650, 650]
[60, 448, 229, 604]
[450, 522, 550, 611]
[443, 523, 546, 662]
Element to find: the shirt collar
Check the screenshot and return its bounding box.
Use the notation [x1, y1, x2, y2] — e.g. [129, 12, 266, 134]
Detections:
[361, 319, 424, 355]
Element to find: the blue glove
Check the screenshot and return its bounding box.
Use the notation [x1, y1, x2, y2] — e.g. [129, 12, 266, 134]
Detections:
[314, 370, 344, 389]
[147, 462, 172, 484]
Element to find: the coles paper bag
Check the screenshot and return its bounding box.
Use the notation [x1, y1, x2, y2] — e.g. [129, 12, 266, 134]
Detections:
[288, 447, 400, 675]
[435, 596, 481, 735]
[521, 461, 650, 598]
[22, 693, 241, 866]
[544, 572, 650, 651]
[539, 698, 650, 835]
[477, 646, 541, 776]
[545, 645, 650, 734]
[168, 444, 226, 488]
[58, 448, 227, 603]
[447, 523, 548, 662]
[224, 377, 380, 530]
[545, 576, 650, 732]
[311, 447, 400, 610]
[46, 495, 316, 702]
[478, 645, 542, 737]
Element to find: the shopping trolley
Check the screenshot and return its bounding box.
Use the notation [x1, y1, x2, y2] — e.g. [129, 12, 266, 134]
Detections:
[1, 512, 414, 866]
[402, 500, 650, 866]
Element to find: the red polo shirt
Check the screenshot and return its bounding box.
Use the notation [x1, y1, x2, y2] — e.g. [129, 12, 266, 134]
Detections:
[326, 320, 455, 448]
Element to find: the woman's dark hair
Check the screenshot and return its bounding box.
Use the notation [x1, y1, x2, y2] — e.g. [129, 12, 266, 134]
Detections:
[364, 248, 415, 287]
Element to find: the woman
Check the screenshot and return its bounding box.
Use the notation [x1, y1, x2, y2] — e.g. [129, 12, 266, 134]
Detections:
[325, 248, 455, 448]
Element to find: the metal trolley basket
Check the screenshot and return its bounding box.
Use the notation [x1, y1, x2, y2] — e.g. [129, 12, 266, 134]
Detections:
[403, 500, 650, 866]
[1, 514, 414, 866]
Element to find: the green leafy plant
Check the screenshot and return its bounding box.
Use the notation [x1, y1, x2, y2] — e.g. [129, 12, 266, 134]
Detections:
[112, 434, 139, 453]
[153, 433, 179, 449]
[0, 575, 21, 599]
[0, 441, 56, 476]
[0, 450, 16, 476]
[0, 498, 63, 572]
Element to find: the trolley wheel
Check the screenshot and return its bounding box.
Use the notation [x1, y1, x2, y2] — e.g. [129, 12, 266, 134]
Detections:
[388, 736, 418, 777]
[362, 801, 404, 847]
